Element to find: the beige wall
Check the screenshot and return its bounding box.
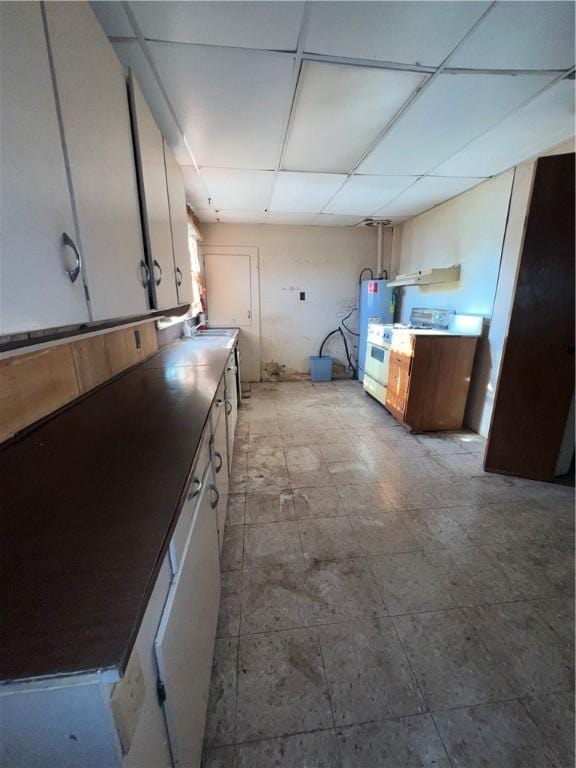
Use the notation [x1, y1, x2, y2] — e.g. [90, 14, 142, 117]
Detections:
[391, 138, 574, 437]
[391, 172, 514, 436]
[474, 137, 575, 438]
[200, 223, 379, 379]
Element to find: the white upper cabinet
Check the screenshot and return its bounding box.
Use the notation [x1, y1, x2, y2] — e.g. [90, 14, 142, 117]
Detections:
[44, 2, 149, 320]
[0, 2, 90, 335]
[163, 143, 193, 306]
[129, 74, 179, 310]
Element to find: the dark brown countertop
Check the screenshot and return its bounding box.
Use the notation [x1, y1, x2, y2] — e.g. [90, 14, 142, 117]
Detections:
[0, 332, 237, 684]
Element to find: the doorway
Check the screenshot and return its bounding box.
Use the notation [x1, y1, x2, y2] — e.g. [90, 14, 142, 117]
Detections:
[201, 245, 261, 382]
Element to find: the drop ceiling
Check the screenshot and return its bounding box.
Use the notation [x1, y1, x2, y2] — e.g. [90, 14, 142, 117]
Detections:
[92, 1, 575, 227]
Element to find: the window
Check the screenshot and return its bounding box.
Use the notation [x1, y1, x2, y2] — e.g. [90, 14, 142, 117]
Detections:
[187, 208, 205, 319]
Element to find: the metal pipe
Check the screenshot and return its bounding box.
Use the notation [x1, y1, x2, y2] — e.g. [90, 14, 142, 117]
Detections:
[376, 223, 383, 278]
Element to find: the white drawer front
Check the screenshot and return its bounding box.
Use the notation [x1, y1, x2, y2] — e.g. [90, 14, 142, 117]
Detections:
[169, 426, 211, 575]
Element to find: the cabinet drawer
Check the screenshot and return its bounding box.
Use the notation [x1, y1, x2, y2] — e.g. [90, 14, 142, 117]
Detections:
[169, 425, 211, 574]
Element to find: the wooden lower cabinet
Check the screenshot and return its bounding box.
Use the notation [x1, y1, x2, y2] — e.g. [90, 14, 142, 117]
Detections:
[386, 353, 411, 422]
[385, 334, 478, 432]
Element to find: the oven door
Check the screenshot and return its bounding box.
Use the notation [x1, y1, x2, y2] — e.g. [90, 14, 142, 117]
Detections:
[363, 341, 391, 404]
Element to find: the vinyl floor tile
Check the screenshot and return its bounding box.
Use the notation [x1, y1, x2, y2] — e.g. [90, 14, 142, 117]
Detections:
[433, 700, 563, 768]
[393, 609, 515, 710]
[235, 628, 333, 742]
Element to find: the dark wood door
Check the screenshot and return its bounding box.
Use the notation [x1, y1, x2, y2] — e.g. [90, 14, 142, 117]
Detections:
[485, 152, 575, 481]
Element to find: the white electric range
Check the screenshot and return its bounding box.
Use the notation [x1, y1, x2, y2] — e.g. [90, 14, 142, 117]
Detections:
[362, 308, 482, 405]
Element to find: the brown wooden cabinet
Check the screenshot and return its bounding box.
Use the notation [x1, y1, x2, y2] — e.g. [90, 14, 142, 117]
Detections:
[386, 350, 412, 421]
[385, 333, 478, 432]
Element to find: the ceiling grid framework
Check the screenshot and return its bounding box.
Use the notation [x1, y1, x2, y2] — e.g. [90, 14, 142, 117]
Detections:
[92, 0, 575, 227]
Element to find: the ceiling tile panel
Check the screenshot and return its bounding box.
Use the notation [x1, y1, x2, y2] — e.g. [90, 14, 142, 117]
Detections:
[132, 1, 305, 50]
[312, 214, 365, 227]
[435, 80, 576, 177]
[324, 175, 416, 215]
[213, 210, 268, 224]
[201, 169, 275, 211]
[150, 42, 296, 169]
[181, 166, 208, 209]
[270, 172, 346, 212]
[194, 208, 218, 223]
[113, 41, 191, 164]
[282, 62, 426, 173]
[304, 1, 490, 66]
[359, 72, 557, 175]
[91, 1, 134, 37]
[450, 1, 575, 70]
[267, 212, 318, 225]
[373, 176, 484, 217]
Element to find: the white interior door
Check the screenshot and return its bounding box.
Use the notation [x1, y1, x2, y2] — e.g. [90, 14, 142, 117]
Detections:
[204, 252, 251, 326]
[154, 475, 220, 768]
[45, 1, 149, 321]
[164, 142, 193, 306]
[202, 247, 261, 381]
[129, 73, 178, 310]
[0, 2, 90, 334]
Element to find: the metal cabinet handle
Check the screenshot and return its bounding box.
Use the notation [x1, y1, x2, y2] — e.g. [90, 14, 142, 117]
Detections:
[176, 266, 183, 286]
[210, 484, 220, 510]
[188, 477, 202, 500]
[139, 259, 151, 287]
[227, 366, 238, 373]
[226, 399, 232, 416]
[215, 398, 224, 408]
[62, 232, 81, 284]
[214, 450, 223, 474]
[153, 259, 163, 286]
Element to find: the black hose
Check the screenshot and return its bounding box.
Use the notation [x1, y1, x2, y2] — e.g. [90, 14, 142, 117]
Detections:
[341, 309, 359, 337]
[318, 327, 357, 378]
[338, 327, 357, 377]
[319, 328, 341, 359]
[358, 267, 373, 283]
[341, 317, 359, 336]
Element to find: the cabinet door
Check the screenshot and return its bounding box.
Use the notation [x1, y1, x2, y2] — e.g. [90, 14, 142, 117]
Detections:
[44, 2, 149, 321]
[225, 353, 238, 468]
[386, 355, 411, 421]
[128, 74, 178, 310]
[212, 403, 229, 550]
[154, 478, 220, 768]
[164, 143, 193, 306]
[0, 2, 90, 334]
[169, 425, 211, 575]
[119, 558, 172, 768]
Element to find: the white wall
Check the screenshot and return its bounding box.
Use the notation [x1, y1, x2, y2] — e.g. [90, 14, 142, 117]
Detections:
[477, 137, 575, 439]
[466, 162, 535, 435]
[392, 171, 515, 321]
[391, 138, 574, 437]
[200, 223, 380, 379]
[391, 172, 515, 436]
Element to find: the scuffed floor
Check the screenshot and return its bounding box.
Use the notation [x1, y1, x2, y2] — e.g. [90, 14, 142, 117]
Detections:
[202, 380, 575, 768]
